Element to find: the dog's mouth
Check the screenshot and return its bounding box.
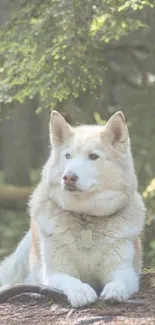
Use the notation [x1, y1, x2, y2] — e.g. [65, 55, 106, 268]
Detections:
[63, 184, 81, 192]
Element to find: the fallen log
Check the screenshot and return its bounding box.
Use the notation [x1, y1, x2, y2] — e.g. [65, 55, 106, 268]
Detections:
[0, 185, 33, 209]
[0, 283, 146, 307]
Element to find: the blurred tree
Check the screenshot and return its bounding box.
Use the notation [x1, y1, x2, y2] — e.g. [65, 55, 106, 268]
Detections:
[0, 0, 152, 109]
[1, 101, 31, 186]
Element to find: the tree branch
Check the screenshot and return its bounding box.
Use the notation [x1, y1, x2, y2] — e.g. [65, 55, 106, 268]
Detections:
[74, 316, 113, 325]
[0, 284, 67, 304]
[0, 185, 32, 209]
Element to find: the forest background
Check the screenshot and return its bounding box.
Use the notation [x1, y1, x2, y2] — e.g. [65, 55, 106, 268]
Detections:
[0, 0, 155, 267]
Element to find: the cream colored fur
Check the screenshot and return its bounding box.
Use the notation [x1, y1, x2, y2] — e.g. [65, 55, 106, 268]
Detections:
[0, 111, 145, 307]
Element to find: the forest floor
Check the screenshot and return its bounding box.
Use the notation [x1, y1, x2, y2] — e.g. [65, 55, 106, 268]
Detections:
[0, 269, 155, 325]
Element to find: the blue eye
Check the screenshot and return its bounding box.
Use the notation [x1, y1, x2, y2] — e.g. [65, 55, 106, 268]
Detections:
[88, 153, 99, 160]
[65, 153, 71, 159]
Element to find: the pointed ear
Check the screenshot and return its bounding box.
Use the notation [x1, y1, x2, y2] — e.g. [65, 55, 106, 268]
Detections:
[49, 110, 73, 147]
[104, 111, 128, 149]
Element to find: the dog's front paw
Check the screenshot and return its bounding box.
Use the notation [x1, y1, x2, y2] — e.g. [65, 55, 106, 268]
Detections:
[67, 282, 97, 308]
[101, 281, 130, 302]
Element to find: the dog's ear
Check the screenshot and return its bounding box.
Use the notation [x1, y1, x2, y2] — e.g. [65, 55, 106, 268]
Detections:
[104, 111, 129, 149]
[50, 111, 73, 147]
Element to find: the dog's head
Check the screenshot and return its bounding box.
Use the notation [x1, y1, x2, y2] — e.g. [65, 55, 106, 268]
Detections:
[47, 110, 135, 191]
[43, 110, 137, 215]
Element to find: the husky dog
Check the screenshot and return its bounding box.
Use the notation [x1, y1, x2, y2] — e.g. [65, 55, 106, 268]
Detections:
[0, 111, 145, 307]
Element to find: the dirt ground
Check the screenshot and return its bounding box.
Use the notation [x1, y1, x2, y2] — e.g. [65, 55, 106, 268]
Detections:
[0, 270, 155, 325]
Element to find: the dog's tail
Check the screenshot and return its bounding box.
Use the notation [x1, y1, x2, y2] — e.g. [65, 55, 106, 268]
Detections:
[0, 231, 30, 286]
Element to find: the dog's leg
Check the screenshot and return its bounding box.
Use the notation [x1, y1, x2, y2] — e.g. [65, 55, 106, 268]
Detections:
[100, 265, 139, 301]
[99, 239, 140, 301]
[40, 235, 97, 307]
[44, 273, 97, 307]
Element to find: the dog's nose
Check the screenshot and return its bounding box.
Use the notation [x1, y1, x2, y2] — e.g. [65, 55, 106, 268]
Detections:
[63, 172, 78, 185]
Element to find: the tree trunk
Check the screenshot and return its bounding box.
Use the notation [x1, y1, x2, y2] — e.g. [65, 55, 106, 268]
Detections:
[29, 97, 42, 169]
[2, 101, 31, 186]
[39, 109, 51, 165]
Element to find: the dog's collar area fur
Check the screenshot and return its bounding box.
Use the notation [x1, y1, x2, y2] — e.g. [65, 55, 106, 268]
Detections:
[65, 209, 117, 221]
[63, 209, 96, 228]
[81, 214, 89, 230]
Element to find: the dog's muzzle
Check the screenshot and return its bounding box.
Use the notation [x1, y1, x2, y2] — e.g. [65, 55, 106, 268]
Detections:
[62, 172, 79, 192]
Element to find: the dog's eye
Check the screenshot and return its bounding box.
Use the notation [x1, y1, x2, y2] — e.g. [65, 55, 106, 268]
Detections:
[65, 153, 71, 159]
[88, 153, 99, 160]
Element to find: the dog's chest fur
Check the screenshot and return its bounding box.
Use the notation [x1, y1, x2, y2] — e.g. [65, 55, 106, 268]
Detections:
[36, 209, 131, 288]
[43, 211, 118, 249]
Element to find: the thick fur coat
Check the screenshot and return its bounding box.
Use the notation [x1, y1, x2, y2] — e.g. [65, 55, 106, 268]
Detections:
[0, 111, 145, 307]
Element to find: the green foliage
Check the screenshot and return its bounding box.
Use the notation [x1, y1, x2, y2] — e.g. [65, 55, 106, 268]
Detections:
[142, 179, 155, 266]
[93, 112, 107, 125]
[0, 0, 151, 108]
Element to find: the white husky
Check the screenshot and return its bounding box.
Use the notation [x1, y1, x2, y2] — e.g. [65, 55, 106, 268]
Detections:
[0, 111, 145, 307]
